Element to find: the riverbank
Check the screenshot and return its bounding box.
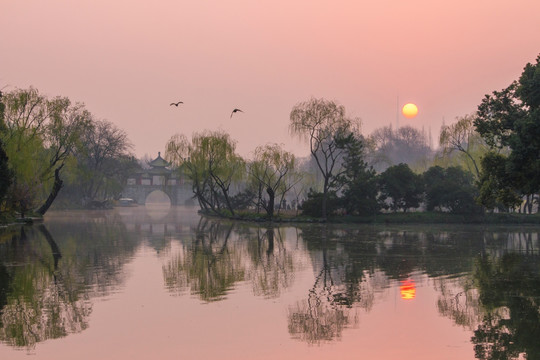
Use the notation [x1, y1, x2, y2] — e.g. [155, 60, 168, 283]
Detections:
[2, 208, 539, 228]
[200, 209, 540, 225]
[332, 212, 540, 225]
[0, 212, 44, 229]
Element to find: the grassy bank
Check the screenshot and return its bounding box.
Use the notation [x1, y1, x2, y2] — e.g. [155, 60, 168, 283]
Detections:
[202, 209, 540, 225]
[0, 211, 43, 228]
[329, 212, 540, 225]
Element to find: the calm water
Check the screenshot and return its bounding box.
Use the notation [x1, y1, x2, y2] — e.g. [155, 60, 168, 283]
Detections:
[0, 206, 539, 360]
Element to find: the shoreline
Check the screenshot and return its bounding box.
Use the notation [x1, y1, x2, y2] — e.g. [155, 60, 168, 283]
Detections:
[197, 210, 540, 226]
[2, 209, 539, 229]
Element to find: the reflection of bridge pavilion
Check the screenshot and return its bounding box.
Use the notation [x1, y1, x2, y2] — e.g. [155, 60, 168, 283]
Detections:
[122, 152, 192, 205]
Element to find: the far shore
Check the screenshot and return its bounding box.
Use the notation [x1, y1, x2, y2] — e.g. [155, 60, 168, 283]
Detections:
[2, 209, 540, 234]
[198, 209, 540, 226]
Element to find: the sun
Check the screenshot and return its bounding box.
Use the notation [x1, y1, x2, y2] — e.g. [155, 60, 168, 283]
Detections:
[402, 103, 419, 119]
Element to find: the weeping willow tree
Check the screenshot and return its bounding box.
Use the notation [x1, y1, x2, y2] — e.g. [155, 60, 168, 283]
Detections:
[438, 114, 489, 179]
[0, 91, 13, 211]
[166, 130, 245, 216]
[1, 88, 91, 216]
[248, 143, 298, 218]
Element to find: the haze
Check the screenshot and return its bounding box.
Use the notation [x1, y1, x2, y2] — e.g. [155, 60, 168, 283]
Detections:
[1, 0, 539, 158]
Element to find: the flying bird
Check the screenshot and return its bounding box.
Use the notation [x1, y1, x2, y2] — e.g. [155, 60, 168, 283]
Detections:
[230, 108, 243, 118]
[170, 101, 183, 107]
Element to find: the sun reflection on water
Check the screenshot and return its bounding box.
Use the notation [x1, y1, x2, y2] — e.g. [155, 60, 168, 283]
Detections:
[400, 279, 416, 300]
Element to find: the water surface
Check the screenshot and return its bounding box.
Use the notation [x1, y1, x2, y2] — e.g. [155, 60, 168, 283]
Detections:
[0, 206, 539, 359]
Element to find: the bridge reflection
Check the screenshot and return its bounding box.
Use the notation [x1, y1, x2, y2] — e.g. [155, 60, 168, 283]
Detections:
[116, 205, 201, 235]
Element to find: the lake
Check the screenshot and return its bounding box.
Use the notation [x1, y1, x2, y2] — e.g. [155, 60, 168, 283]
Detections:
[0, 205, 539, 359]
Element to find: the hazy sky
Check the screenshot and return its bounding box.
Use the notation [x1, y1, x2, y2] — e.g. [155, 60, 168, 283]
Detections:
[1, 0, 539, 159]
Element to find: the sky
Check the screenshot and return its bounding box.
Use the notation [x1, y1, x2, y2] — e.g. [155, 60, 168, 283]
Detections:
[1, 0, 539, 159]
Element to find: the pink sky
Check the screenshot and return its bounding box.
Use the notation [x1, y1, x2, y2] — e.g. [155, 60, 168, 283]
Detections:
[1, 0, 539, 158]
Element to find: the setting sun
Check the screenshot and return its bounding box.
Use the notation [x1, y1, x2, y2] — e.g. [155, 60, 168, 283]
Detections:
[402, 103, 419, 119]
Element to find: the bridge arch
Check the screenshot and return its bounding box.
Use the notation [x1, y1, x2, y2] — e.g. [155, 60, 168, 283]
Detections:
[145, 189, 172, 206]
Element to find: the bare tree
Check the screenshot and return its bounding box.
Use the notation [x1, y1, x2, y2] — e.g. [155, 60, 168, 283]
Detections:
[439, 114, 487, 179]
[73, 119, 134, 203]
[367, 125, 432, 172]
[289, 98, 360, 219]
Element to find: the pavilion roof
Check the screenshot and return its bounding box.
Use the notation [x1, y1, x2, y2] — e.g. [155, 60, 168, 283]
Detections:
[149, 152, 170, 168]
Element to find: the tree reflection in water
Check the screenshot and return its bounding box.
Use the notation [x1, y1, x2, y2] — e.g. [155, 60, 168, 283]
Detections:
[287, 225, 385, 344]
[1, 210, 539, 358]
[0, 225, 90, 348]
[435, 277, 483, 331]
[163, 217, 245, 301]
[162, 221, 540, 356]
[471, 252, 540, 360]
[432, 230, 540, 360]
[288, 225, 540, 353]
[162, 218, 296, 301]
[0, 212, 138, 349]
[242, 225, 295, 298]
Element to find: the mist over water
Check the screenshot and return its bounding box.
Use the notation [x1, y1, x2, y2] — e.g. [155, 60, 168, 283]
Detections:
[0, 206, 539, 359]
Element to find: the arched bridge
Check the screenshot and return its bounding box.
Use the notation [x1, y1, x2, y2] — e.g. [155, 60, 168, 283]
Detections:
[121, 152, 193, 206]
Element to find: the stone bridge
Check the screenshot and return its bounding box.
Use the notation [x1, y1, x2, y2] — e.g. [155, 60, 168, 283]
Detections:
[122, 183, 193, 206]
[121, 152, 194, 206]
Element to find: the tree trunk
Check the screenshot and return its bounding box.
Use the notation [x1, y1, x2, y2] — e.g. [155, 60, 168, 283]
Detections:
[256, 184, 263, 214]
[266, 187, 275, 218]
[221, 187, 235, 216]
[36, 165, 64, 216]
[465, 151, 480, 179]
[321, 177, 329, 220]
